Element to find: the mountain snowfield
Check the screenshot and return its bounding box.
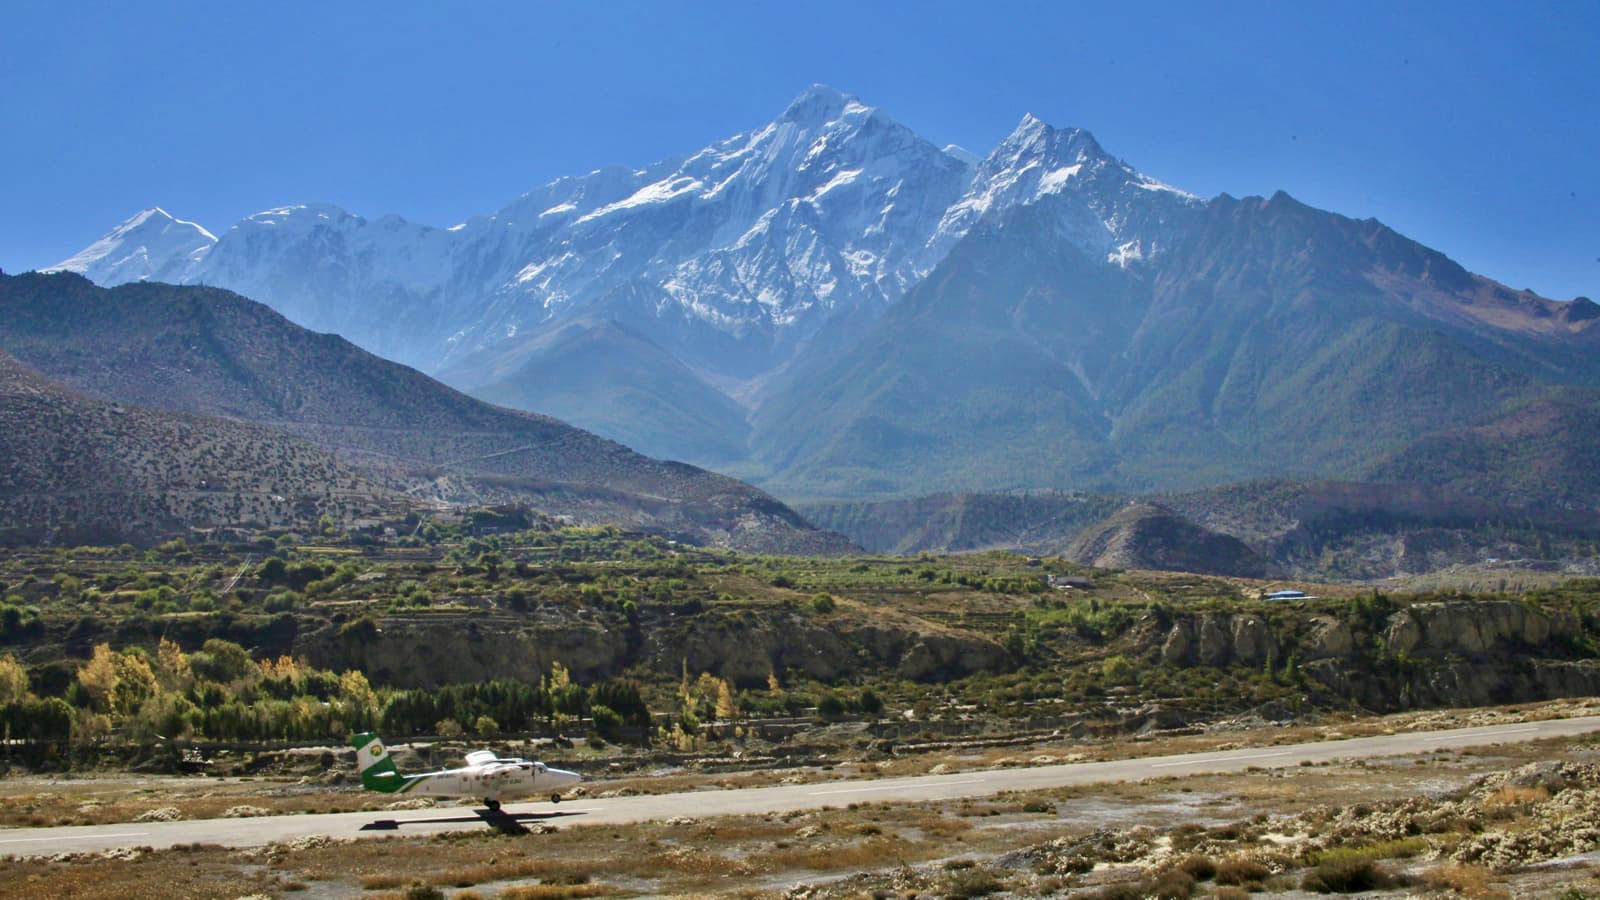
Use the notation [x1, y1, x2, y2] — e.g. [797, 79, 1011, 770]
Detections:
[51, 207, 216, 287]
[51, 85, 1195, 384]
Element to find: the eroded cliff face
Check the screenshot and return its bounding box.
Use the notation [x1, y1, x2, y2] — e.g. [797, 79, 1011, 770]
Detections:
[1154, 601, 1600, 711]
[291, 605, 1012, 689]
[1160, 613, 1279, 667]
[1382, 602, 1576, 656]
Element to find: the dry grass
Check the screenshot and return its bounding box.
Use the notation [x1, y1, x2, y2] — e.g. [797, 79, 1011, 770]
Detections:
[430, 858, 563, 888]
[0, 851, 288, 900]
[640, 846, 758, 878]
[1421, 863, 1510, 898]
[1481, 784, 1549, 810]
[914, 814, 974, 837]
[496, 886, 612, 899]
[757, 835, 924, 873]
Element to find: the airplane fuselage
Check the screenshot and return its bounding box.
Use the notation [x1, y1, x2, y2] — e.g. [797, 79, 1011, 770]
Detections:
[354, 733, 581, 809]
[379, 759, 581, 803]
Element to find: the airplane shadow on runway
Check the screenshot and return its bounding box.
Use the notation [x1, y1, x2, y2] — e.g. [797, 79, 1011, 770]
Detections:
[361, 807, 586, 836]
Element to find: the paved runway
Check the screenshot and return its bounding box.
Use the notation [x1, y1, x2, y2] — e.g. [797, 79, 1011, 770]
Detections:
[4, 715, 1596, 857]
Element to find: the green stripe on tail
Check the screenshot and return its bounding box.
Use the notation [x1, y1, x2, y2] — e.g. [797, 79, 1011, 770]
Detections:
[351, 731, 404, 794]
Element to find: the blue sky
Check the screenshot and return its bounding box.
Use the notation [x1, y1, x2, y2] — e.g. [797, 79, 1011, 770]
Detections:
[3, 0, 1595, 299]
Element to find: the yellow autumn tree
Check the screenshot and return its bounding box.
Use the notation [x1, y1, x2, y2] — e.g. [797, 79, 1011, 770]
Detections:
[715, 678, 738, 720]
[153, 637, 192, 693]
[338, 669, 378, 728]
[78, 643, 120, 713]
[0, 653, 29, 706]
[547, 660, 572, 692]
[261, 655, 310, 683]
[110, 651, 158, 717]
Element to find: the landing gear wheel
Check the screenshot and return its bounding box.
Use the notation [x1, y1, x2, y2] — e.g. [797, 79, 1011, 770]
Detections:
[484, 798, 501, 812]
[550, 793, 562, 804]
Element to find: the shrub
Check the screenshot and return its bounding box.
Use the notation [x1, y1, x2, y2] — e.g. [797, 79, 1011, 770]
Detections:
[403, 883, 444, 900]
[858, 688, 883, 716]
[1150, 869, 1195, 899]
[1102, 654, 1135, 683]
[1301, 857, 1394, 893]
[589, 704, 622, 739]
[943, 868, 1006, 899]
[257, 557, 287, 582]
[816, 693, 845, 719]
[1176, 854, 1217, 881]
[1214, 858, 1270, 886]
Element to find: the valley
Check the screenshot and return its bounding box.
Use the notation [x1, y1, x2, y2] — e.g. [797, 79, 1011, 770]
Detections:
[5, 516, 1600, 898]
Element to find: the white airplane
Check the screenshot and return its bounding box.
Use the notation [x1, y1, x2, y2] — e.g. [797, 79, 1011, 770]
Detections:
[352, 732, 581, 811]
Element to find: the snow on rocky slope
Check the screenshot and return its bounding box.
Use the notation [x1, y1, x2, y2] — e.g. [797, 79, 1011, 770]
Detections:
[52, 86, 1191, 386]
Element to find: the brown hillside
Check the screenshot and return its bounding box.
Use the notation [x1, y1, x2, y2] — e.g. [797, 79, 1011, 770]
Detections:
[0, 351, 389, 545]
[0, 273, 850, 554]
[1065, 502, 1277, 578]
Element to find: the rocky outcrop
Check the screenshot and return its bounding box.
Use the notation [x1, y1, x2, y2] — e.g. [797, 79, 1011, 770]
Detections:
[1160, 613, 1277, 667]
[1149, 598, 1599, 713]
[850, 626, 1012, 681]
[1384, 601, 1576, 657]
[1302, 615, 1355, 660]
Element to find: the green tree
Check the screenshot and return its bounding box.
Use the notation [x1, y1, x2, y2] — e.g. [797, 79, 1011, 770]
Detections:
[189, 639, 256, 684]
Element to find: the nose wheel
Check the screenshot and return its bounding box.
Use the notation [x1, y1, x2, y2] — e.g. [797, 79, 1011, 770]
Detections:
[550, 793, 562, 804]
[484, 799, 501, 812]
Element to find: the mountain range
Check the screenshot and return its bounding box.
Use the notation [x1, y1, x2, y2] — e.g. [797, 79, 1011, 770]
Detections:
[49, 85, 1600, 510]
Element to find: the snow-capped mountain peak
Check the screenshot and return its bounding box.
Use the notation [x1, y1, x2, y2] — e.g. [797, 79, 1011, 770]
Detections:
[926, 114, 1201, 265]
[780, 83, 858, 127]
[439, 85, 978, 371]
[942, 144, 982, 167]
[46, 207, 217, 286]
[239, 202, 361, 228]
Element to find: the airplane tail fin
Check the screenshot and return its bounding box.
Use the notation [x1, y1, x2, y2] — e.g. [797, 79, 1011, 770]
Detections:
[351, 732, 404, 793]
